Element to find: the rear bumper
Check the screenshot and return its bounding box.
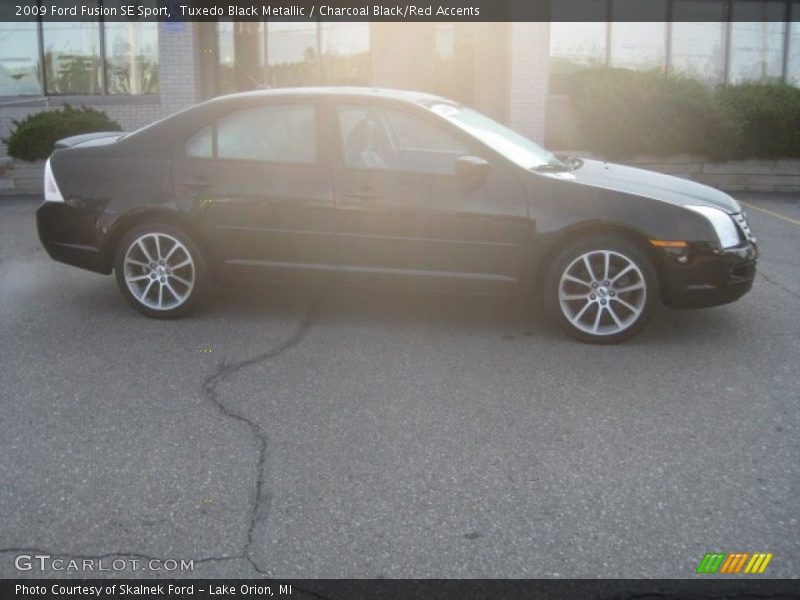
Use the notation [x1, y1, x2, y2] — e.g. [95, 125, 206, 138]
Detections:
[36, 202, 110, 274]
[661, 242, 757, 309]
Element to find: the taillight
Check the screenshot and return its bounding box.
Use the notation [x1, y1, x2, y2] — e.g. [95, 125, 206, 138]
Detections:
[44, 158, 64, 202]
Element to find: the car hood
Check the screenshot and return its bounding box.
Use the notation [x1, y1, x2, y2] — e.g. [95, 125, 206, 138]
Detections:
[553, 159, 741, 214]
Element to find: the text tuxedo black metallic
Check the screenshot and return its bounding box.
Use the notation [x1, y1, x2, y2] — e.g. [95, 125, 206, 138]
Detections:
[37, 88, 757, 343]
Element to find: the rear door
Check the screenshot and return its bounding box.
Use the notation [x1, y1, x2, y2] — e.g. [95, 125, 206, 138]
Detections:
[172, 101, 337, 282]
[332, 101, 530, 293]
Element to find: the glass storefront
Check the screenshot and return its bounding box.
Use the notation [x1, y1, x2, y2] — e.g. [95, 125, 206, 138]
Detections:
[789, 4, 800, 85]
[103, 1, 159, 94]
[551, 0, 800, 87]
[216, 21, 370, 92]
[0, 0, 158, 97]
[0, 22, 41, 95]
[42, 20, 103, 94]
[729, 2, 787, 83]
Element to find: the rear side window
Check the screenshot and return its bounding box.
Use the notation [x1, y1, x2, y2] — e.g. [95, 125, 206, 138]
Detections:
[185, 125, 213, 158]
[185, 104, 316, 164]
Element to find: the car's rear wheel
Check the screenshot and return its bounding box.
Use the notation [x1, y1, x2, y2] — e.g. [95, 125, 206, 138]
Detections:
[114, 223, 206, 318]
[545, 235, 659, 344]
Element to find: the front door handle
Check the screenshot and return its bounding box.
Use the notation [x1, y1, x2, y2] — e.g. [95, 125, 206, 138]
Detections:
[184, 177, 213, 189]
[345, 188, 383, 205]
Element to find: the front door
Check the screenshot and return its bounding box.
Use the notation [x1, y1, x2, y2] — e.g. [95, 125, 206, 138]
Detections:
[173, 101, 337, 282]
[332, 102, 530, 293]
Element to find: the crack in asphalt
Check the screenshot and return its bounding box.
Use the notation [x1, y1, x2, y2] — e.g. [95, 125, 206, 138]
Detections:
[758, 270, 800, 302]
[0, 303, 317, 579]
[200, 304, 316, 576]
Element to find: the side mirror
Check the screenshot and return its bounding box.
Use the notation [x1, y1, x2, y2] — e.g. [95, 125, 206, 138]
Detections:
[455, 155, 490, 188]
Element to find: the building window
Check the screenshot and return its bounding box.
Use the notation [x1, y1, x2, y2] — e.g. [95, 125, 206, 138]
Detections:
[216, 22, 371, 93]
[609, 0, 667, 70]
[2, 1, 158, 97]
[610, 21, 667, 70]
[550, 22, 608, 69]
[0, 22, 42, 95]
[433, 24, 456, 99]
[320, 23, 370, 85]
[265, 22, 320, 87]
[42, 20, 103, 95]
[216, 21, 237, 94]
[728, 2, 787, 83]
[103, 1, 159, 94]
[789, 4, 800, 86]
[549, 0, 799, 89]
[669, 1, 727, 84]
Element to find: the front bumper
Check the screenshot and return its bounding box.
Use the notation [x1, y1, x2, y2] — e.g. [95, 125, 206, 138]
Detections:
[660, 241, 757, 309]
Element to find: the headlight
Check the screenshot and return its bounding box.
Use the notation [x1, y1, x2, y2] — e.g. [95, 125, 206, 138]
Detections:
[685, 205, 741, 249]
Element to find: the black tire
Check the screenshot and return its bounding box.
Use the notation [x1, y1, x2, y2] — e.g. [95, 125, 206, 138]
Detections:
[545, 235, 659, 344]
[114, 222, 207, 318]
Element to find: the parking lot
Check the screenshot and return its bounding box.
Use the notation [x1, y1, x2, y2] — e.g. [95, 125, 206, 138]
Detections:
[1, 193, 798, 578]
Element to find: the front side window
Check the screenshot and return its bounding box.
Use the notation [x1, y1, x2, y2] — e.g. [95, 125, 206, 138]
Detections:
[188, 104, 316, 164]
[428, 103, 560, 170]
[337, 105, 467, 175]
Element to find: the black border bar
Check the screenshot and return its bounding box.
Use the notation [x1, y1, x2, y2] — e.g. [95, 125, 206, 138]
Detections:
[2, 0, 800, 22]
[3, 579, 800, 600]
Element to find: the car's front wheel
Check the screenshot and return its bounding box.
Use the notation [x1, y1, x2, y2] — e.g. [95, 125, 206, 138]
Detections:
[546, 235, 659, 344]
[114, 223, 206, 318]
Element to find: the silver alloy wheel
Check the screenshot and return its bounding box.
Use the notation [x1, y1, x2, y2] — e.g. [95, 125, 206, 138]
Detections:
[558, 250, 646, 336]
[123, 232, 195, 311]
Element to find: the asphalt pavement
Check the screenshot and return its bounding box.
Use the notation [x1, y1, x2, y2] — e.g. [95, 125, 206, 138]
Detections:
[1, 193, 798, 579]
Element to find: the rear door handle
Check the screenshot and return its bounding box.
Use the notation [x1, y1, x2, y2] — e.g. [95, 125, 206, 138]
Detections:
[184, 177, 213, 189]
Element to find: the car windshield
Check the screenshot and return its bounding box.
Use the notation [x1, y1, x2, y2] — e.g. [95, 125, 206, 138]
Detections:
[427, 103, 564, 170]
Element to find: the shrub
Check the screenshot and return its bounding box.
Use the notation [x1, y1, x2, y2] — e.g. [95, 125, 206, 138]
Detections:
[716, 83, 800, 159]
[564, 68, 740, 161]
[3, 105, 122, 162]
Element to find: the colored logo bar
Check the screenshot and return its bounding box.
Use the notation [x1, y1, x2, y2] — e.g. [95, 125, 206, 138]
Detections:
[696, 552, 773, 574]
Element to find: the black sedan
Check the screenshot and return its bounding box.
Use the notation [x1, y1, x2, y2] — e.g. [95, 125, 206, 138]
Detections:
[37, 88, 757, 343]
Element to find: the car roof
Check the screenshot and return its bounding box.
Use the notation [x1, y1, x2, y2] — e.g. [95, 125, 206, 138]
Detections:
[124, 87, 456, 145]
[210, 86, 452, 106]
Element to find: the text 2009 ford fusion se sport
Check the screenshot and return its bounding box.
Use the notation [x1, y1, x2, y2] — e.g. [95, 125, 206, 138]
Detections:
[37, 88, 757, 343]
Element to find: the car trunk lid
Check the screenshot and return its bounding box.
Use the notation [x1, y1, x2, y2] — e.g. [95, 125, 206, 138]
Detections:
[54, 131, 126, 149]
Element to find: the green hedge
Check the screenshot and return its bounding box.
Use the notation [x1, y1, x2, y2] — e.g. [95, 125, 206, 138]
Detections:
[3, 105, 122, 162]
[561, 68, 800, 162]
[716, 83, 800, 160]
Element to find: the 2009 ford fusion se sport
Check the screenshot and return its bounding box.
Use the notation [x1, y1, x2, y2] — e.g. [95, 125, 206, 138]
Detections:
[37, 88, 757, 343]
